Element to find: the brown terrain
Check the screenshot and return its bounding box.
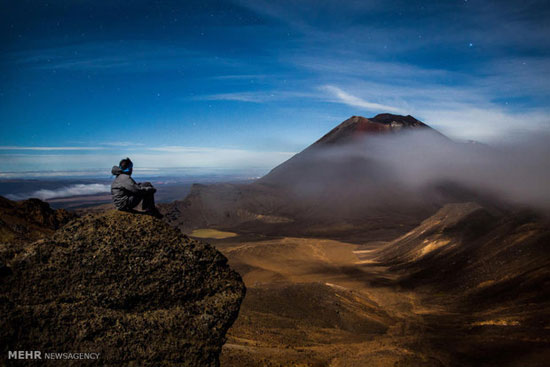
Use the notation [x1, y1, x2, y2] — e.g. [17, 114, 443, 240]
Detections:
[172, 114, 549, 366]
[204, 202, 549, 367]
[0, 195, 75, 244]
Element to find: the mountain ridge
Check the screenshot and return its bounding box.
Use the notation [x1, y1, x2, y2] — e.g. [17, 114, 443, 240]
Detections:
[162, 113, 446, 240]
[259, 113, 444, 186]
[312, 114, 432, 147]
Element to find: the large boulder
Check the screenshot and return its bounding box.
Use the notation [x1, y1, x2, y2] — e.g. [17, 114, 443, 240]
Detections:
[0, 210, 245, 366]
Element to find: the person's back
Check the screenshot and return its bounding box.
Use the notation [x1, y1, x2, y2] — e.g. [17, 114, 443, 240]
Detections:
[111, 165, 138, 209]
[110, 158, 162, 218]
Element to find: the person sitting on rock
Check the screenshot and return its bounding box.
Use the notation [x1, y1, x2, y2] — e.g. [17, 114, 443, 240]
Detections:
[111, 158, 162, 218]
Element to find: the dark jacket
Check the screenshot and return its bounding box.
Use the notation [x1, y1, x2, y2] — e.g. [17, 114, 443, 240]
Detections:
[111, 166, 154, 210]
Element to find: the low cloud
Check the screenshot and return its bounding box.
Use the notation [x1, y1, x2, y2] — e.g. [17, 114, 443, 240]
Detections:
[419, 107, 550, 141]
[7, 183, 110, 201]
[304, 130, 550, 210]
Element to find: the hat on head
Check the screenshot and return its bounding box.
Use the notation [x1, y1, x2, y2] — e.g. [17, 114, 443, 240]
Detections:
[119, 157, 133, 173]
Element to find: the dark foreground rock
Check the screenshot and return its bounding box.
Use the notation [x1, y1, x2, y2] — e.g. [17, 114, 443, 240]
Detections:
[0, 210, 245, 366]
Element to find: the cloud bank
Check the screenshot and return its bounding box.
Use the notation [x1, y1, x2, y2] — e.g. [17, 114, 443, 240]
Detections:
[7, 183, 110, 201]
[309, 130, 550, 210]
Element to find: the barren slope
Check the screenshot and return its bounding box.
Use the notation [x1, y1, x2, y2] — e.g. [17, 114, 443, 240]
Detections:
[215, 203, 550, 367]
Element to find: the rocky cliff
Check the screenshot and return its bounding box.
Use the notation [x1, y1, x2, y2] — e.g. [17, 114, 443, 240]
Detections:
[0, 195, 75, 244]
[0, 210, 245, 366]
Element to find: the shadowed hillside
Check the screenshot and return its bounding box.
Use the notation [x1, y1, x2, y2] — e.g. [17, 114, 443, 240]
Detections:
[216, 204, 550, 367]
[374, 203, 550, 317]
[0, 196, 75, 244]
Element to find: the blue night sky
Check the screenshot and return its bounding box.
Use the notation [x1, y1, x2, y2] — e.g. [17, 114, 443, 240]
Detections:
[1, 0, 549, 175]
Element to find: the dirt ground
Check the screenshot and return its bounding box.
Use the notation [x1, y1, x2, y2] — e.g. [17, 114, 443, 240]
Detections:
[199, 235, 550, 367]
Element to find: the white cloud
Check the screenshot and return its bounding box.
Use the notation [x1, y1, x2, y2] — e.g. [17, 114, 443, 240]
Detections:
[100, 141, 144, 147]
[197, 92, 273, 103]
[7, 183, 110, 200]
[0, 146, 105, 151]
[420, 107, 550, 142]
[318, 85, 550, 142]
[197, 90, 317, 103]
[321, 85, 405, 114]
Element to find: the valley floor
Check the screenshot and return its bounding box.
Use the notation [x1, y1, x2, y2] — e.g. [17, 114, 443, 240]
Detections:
[203, 236, 549, 367]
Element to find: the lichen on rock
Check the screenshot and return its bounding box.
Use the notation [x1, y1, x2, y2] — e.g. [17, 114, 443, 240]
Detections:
[0, 210, 245, 366]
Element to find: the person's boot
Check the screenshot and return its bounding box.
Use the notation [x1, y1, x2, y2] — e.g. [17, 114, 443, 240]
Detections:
[144, 207, 163, 219]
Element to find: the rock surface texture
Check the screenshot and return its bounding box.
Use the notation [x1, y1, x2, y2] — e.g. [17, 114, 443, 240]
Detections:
[0, 210, 245, 366]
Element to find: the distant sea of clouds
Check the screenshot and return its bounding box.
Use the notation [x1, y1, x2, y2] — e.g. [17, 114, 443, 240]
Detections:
[6, 183, 111, 201]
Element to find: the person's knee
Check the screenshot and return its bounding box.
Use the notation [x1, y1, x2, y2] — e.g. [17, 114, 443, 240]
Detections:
[126, 196, 142, 209]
